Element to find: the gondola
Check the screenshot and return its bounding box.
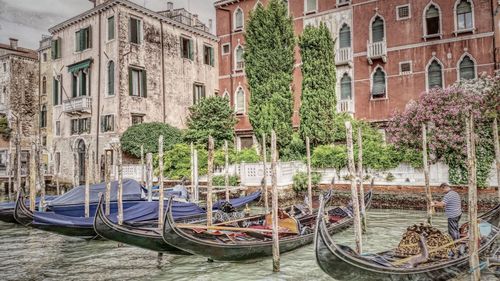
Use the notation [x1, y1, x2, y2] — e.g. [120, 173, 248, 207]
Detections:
[314, 193, 500, 281]
[0, 195, 57, 224]
[161, 190, 373, 261]
[94, 191, 262, 252]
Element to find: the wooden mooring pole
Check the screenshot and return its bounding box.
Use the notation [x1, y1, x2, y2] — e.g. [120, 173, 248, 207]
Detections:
[193, 148, 199, 203]
[140, 145, 145, 186]
[466, 114, 480, 281]
[116, 143, 123, 225]
[207, 136, 214, 226]
[84, 146, 91, 218]
[224, 140, 230, 201]
[493, 117, 500, 201]
[190, 142, 194, 198]
[345, 121, 363, 254]
[271, 130, 280, 272]
[158, 136, 164, 228]
[306, 136, 313, 213]
[146, 153, 153, 202]
[357, 127, 367, 233]
[262, 133, 269, 213]
[29, 144, 36, 212]
[105, 150, 112, 216]
[422, 124, 433, 224]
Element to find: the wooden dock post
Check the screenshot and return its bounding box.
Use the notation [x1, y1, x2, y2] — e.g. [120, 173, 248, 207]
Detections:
[193, 148, 199, 203]
[422, 124, 433, 224]
[224, 140, 230, 201]
[140, 145, 145, 186]
[146, 153, 153, 202]
[207, 136, 214, 226]
[271, 130, 280, 272]
[466, 114, 480, 281]
[29, 144, 36, 212]
[158, 135, 165, 228]
[116, 143, 123, 225]
[357, 127, 367, 232]
[345, 121, 363, 254]
[105, 150, 112, 216]
[7, 143, 12, 200]
[306, 136, 313, 212]
[35, 141, 46, 211]
[84, 146, 91, 218]
[262, 134, 269, 213]
[190, 142, 194, 196]
[493, 117, 500, 201]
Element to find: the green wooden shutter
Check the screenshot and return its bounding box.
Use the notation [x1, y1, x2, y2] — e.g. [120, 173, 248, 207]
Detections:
[79, 71, 85, 96]
[57, 38, 61, 58]
[108, 61, 114, 95]
[137, 19, 141, 44]
[128, 67, 133, 96]
[100, 116, 104, 132]
[51, 40, 56, 59]
[339, 25, 351, 48]
[72, 74, 77, 97]
[428, 61, 442, 88]
[75, 30, 80, 51]
[210, 47, 214, 66]
[87, 26, 92, 48]
[141, 69, 147, 97]
[53, 78, 58, 105]
[202, 85, 206, 99]
[193, 84, 196, 104]
[372, 17, 384, 42]
[189, 39, 194, 60]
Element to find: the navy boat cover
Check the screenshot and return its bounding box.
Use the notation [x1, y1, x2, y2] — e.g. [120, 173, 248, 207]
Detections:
[212, 191, 261, 209]
[48, 179, 144, 207]
[0, 195, 58, 210]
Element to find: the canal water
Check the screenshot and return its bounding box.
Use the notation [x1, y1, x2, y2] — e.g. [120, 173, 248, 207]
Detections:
[0, 208, 497, 281]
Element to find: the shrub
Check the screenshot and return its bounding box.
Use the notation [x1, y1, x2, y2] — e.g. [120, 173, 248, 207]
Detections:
[311, 145, 347, 171]
[161, 143, 207, 180]
[236, 148, 260, 163]
[292, 171, 321, 193]
[121, 122, 182, 158]
[212, 175, 239, 186]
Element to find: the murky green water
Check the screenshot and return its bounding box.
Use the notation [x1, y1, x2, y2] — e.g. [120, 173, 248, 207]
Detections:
[0, 208, 497, 281]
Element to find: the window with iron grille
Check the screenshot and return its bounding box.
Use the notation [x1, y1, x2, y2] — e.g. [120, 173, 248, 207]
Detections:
[397, 5, 410, 20]
[399, 61, 412, 74]
[222, 43, 230, 55]
[459, 56, 475, 80]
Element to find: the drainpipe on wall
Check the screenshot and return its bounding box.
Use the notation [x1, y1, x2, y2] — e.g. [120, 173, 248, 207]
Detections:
[491, 0, 498, 70]
[96, 10, 102, 180]
[160, 19, 166, 123]
[218, 7, 233, 102]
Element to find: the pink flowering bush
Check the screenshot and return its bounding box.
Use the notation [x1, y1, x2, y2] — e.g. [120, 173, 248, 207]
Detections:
[387, 75, 499, 187]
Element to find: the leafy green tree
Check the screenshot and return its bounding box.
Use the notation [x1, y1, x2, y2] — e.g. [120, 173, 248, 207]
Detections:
[299, 23, 337, 146]
[184, 96, 237, 147]
[245, 0, 295, 149]
[121, 122, 182, 158]
[0, 116, 11, 140]
[161, 143, 208, 179]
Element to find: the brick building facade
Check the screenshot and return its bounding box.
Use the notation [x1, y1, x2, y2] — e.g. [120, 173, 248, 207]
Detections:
[215, 0, 499, 148]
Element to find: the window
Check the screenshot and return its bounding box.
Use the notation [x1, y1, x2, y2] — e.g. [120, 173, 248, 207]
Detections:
[55, 152, 61, 173]
[101, 115, 114, 132]
[397, 5, 410, 20]
[371, 67, 386, 98]
[427, 60, 443, 89]
[43, 53, 47, 62]
[204, 45, 215, 66]
[305, 0, 317, 13]
[371, 16, 384, 43]
[71, 119, 79, 135]
[337, 0, 350, 6]
[3, 63, 6, 72]
[234, 8, 244, 30]
[340, 73, 352, 100]
[107, 61, 114, 96]
[459, 55, 475, 80]
[75, 27, 91, 52]
[235, 87, 245, 114]
[71, 118, 90, 135]
[42, 136, 47, 147]
[339, 24, 351, 49]
[129, 67, 147, 97]
[72, 70, 89, 97]
[425, 5, 440, 36]
[42, 76, 47, 95]
[131, 114, 144, 125]
[222, 43, 230, 55]
[55, 121, 61, 136]
[51, 38, 61, 59]
[456, 0, 473, 31]
[223, 90, 230, 101]
[53, 76, 61, 105]
[181, 37, 194, 60]
[108, 16, 115, 40]
[129, 17, 142, 44]
[399, 61, 412, 74]
[40, 105, 47, 128]
[193, 83, 206, 104]
[235, 45, 244, 71]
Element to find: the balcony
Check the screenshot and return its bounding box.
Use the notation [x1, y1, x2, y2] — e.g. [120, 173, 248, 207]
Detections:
[367, 41, 387, 64]
[63, 96, 92, 114]
[336, 47, 352, 65]
[337, 99, 354, 114]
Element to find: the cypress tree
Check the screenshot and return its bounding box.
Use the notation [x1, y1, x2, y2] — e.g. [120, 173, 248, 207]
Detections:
[245, 0, 295, 149]
[299, 23, 337, 146]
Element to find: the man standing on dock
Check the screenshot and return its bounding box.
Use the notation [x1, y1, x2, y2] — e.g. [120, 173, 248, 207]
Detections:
[431, 183, 462, 240]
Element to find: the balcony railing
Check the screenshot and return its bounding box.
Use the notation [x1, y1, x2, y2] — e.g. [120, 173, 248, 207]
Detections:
[337, 99, 354, 114]
[336, 47, 352, 65]
[235, 61, 245, 71]
[63, 96, 92, 113]
[367, 40, 387, 64]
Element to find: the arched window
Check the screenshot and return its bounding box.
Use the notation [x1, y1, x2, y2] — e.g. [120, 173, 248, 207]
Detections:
[340, 73, 352, 100]
[371, 16, 384, 43]
[223, 91, 230, 101]
[456, 0, 473, 31]
[235, 45, 244, 71]
[339, 24, 351, 49]
[107, 61, 114, 96]
[234, 8, 244, 30]
[425, 4, 440, 36]
[235, 87, 245, 114]
[371, 67, 386, 98]
[427, 59, 443, 89]
[459, 55, 475, 80]
[40, 105, 47, 128]
[42, 76, 47, 94]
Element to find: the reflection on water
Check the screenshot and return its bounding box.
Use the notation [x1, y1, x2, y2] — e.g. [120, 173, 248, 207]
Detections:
[0, 209, 497, 281]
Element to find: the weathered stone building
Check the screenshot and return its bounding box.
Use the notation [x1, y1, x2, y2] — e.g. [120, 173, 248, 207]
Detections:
[38, 36, 54, 174]
[48, 0, 218, 184]
[215, 0, 499, 147]
[0, 38, 39, 178]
